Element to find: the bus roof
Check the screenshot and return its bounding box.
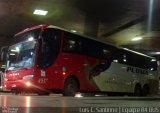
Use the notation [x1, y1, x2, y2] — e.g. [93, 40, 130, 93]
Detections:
[122, 48, 155, 59]
[47, 25, 120, 48]
[48, 25, 156, 60]
[14, 24, 156, 60]
[14, 24, 47, 36]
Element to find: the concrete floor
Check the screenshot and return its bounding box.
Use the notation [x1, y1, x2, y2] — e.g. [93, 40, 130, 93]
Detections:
[0, 93, 160, 113]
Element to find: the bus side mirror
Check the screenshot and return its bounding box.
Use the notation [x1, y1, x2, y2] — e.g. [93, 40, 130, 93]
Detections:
[0, 46, 8, 62]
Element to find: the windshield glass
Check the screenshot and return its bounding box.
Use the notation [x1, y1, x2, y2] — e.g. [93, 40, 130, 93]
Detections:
[11, 28, 41, 45]
[6, 41, 36, 71]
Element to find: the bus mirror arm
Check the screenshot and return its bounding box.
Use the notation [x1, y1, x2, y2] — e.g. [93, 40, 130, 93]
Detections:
[0, 52, 4, 61]
[0, 46, 8, 62]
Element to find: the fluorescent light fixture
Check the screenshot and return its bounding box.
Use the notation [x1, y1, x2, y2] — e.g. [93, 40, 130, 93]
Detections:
[71, 30, 77, 33]
[131, 37, 143, 41]
[113, 59, 118, 63]
[151, 59, 156, 62]
[155, 52, 160, 54]
[33, 9, 48, 16]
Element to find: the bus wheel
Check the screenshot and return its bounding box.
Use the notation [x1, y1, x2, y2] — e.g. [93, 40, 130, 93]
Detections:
[64, 78, 79, 96]
[12, 89, 21, 95]
[134, 85, 141, 96]
[142, 85, 149, 96]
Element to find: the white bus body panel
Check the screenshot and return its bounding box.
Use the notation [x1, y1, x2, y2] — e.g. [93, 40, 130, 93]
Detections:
[92, 62, 158, 93]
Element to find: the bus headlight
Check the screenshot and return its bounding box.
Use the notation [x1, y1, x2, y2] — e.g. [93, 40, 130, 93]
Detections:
[25, 82, 31, 86]
[23, 75, 34, 80]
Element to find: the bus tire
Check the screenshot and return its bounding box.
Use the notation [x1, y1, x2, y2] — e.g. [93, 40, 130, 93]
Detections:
[142, 85, 149, 96]
[134, 84, 142, 96]
[64, 78, 79, 96]
[12, 88, 21, 95]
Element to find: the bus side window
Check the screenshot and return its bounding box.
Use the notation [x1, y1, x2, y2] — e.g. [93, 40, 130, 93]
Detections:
[103, 49, 112, 59]
[63, 39, 76, 52]
[77, 41, 82, 53]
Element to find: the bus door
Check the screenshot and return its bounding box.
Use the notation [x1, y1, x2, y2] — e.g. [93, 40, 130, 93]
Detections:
[36, 28, 61, 90]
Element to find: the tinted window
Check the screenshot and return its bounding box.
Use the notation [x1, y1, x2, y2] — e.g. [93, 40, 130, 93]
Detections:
[62, 31, 116, 60]
[37, 28, 61, 68]
[63, 38, 76, 52]
[62, 32, 83, 54]
[12, 28, 41, 45]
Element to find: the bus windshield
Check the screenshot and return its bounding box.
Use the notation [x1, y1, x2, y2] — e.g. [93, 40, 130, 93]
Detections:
[6, 41, 36, 71]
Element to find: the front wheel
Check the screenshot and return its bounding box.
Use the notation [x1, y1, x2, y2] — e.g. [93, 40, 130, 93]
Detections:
[63, 78, 79, 96]
[11, 88, 21, 95]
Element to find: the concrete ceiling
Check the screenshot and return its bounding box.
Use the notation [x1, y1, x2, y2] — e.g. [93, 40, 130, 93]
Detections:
[0, 0, 160, 56]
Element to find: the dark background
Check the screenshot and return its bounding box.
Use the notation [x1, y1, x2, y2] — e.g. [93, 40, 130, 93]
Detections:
[0, 0, 160, 58]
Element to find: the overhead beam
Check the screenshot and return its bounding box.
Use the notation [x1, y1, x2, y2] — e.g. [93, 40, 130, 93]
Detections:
[101, 16, 146, 37]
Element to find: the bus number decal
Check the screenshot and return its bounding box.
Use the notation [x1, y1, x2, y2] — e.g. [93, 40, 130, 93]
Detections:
[38, 78, 48, 84]
[41, 70, 46, 77]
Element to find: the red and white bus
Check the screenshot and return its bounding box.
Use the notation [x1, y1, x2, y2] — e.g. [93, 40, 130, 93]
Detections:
[3, 25, 159, 96]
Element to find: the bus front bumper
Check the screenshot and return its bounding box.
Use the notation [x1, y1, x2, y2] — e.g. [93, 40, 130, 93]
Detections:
[4, 80, 36, 92]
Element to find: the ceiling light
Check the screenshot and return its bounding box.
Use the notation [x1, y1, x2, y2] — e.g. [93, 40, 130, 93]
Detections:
[131, 37, 143, 41]
[155, 52, 160, 54]
[151, 59, 156, 62]
[71, 30, 77, 33]
[33, 9, 48, 16]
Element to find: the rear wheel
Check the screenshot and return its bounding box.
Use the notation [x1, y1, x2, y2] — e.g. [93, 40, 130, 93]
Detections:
[63, 78, 79, 96]
[142, 85, 149, 96]
[134, 85, 142, 96]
